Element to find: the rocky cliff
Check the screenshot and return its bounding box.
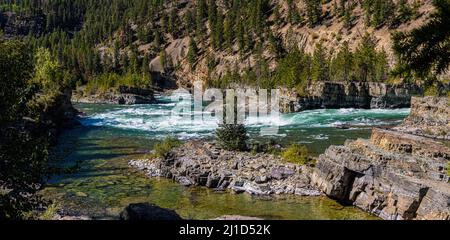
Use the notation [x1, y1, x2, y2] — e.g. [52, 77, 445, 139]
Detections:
[395, 97, 450, 140]
[311, 97, 450, 220]
[72, 86, 156, 105]
[0, 11, 45, 37]
[280, 81, 423, 113]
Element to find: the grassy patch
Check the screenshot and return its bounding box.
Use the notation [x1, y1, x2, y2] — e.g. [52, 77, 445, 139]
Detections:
[281, 144, 312, 165]
[424, 85, 439, 96]
[446, 162, 450, 176]
[38, 203, 59, 220]
[154, 137, 181, 159]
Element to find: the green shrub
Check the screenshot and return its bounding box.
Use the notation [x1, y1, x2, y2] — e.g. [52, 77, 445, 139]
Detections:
[154, 137, 181, 159]
[85, 72, 152, 94]
[39, 203, 59, 220]
[424, 85, 439, 96]
[446, 162, 450, 176]
[281, 144, 311, 165]
[215, 124, 248, 151]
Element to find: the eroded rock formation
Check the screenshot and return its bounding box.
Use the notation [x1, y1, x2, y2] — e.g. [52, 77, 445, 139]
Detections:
[72, 86, 156, 105]
[312, 97, 450, 220]
[395, 97, 450, 140]
[280, 81, 423, 113]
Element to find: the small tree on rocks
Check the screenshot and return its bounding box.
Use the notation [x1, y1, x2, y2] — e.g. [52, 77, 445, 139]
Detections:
[215, 124, 248, 151]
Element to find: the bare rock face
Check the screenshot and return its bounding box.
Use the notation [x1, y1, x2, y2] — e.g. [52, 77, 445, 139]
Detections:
[312, 97, 450, 220]
[72, 86, 156, 105]
[0, 11, 45, 37]
[280, 81, 422, 113]
[130, 141, 321, 197]
[394, 97, 450, 140]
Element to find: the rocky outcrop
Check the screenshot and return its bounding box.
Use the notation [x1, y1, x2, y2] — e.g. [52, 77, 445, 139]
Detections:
[312, 97, 450, 220]
[0, 11, 45, 37]
[72, 86, 156, 105]
[280, 82, 423, 113]
[394, 97, 450, 140]
[130, 141, 321, 197]
[120, 203, 183, 220]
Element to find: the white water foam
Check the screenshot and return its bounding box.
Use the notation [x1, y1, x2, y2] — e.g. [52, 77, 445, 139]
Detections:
[80, 100, 410, 139]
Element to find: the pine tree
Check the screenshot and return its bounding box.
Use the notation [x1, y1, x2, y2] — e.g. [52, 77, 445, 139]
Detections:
[236, 20, 245, 54]
[311, 43, 329, 82]
[159, 49, 167, 71]
[214, 11, 224, 49]
[224, 12, 233, 51]
[184, 9, 195, 34]
[187, 37, 199, 69]
[196, 0, 207, 40]
[375, 48, 389, 82]
[354, 34, 378, 82]
[331, 41, 354, 82]
[287, 0, 301, 24]
[396, 0, 413, 23]
[305, 0, 322, 26]
[392, 0, 450, 78]
[208, 0, 218, 48]
[168, 8, 178, 37]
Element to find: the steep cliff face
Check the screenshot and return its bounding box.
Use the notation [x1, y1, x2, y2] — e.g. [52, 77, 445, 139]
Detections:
[311, 97, 450, 220]
[0, 11, 45, 37]
[395, 97, 450, 140]
[72, 86, 156, 105]
[280, 81, 423, 113]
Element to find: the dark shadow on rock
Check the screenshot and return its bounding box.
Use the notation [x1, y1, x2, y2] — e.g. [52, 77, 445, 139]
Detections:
[120, 203, 183, 220]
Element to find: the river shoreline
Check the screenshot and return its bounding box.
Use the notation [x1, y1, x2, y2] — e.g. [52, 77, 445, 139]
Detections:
[124, 96, 449, 220]
[41, 90, 450, 220]
[40, 100, 411, 220]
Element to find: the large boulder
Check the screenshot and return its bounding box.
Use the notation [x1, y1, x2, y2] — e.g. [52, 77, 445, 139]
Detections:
[119, 203, 183, 220]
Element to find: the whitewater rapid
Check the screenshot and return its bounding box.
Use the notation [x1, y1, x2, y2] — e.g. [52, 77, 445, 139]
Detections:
[78, 95, 410, 140]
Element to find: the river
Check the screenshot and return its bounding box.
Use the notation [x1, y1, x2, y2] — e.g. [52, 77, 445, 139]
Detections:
[41, 95, 410, 219]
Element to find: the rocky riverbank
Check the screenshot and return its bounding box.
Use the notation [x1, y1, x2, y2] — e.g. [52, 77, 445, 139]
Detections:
[72, 86, 156, 105]
[280, 81, 423, 113]
[394, 97, 450, 140]
[127, 96, 449, 220]
[312, 97, 450, 220]
[129, 141, 321, 196]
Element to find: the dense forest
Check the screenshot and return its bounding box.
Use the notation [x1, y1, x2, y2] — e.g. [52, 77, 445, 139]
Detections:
[0, 0, 437, 95]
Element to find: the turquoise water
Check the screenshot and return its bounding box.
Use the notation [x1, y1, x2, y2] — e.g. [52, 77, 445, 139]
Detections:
[42, 95, 410, 219]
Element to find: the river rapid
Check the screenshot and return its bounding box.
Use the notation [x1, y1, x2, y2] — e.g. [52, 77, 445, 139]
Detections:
[41, 94, 410, 219]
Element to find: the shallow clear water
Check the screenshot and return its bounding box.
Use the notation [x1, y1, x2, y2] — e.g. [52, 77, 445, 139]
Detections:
[42, 95, 410, 219]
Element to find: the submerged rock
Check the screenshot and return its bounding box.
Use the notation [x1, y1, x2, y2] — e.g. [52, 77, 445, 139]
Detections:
[119, 203, 183, 220]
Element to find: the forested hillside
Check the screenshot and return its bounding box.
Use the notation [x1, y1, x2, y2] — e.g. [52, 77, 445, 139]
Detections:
[0, 0, 438, 94]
